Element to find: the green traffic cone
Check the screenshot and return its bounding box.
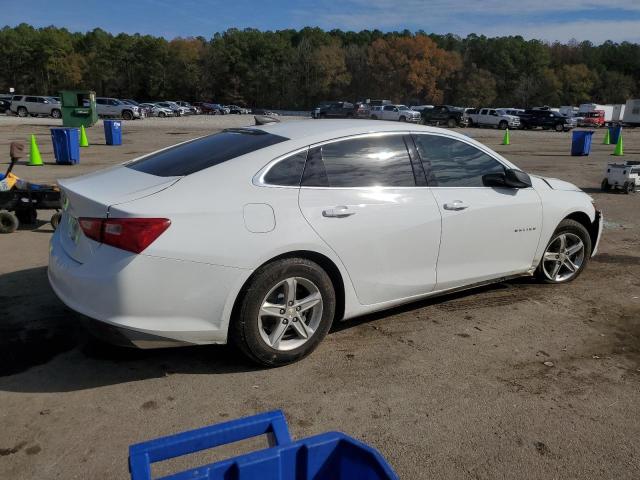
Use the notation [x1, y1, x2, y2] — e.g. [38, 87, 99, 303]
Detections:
[603, 129, 610, 145]
[613, 131, 624, 156]
[28, 134, 43, 166]
[80, 125, 89, 147]
[502, 128, 510, 145]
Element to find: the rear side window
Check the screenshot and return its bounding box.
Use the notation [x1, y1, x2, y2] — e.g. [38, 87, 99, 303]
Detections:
[25, 96, 38, 102]
[263, 150, 308, 186]
[301, 135, 415, 188]
[127, 129, 288, 177]
[413, 134, 505, 187]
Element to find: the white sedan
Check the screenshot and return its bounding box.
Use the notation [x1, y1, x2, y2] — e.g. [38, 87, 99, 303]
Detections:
[49, 120, 602, 366]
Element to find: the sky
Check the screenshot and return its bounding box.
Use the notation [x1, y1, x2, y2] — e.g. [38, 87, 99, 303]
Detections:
[3, 0, 640, 44]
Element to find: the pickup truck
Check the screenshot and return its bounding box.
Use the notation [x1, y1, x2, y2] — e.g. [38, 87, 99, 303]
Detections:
[420, 105, 467, 127]
[312, 101, 355, 119]
[467, 108, 520, 129]
[369, 104, 421, 122]
[518, 109, 575, 132]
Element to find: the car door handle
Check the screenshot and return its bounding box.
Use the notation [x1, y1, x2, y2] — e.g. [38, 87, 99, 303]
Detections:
[322, 206, 355, 218]
[443, 200, 469, 211]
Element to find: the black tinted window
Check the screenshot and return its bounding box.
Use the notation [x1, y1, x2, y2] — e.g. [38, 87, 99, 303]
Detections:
[302, 135, 415, 188]
[127, 129, 288, 177]
[25, 96, 38, 102]
[413, 134, 505, 187]
[264, 150, 308, 186]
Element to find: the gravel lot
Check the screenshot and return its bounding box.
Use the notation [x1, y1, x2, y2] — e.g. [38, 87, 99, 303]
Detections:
[1, 115, 639, 479]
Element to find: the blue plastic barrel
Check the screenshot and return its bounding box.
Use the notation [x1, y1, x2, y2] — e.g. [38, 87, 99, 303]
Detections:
[129, 410, 399, 480]
[571, 130, 594, 156]
[50, 128, 80, 164]
[104, 120, 122, 145]
[609, 125, 622, 144]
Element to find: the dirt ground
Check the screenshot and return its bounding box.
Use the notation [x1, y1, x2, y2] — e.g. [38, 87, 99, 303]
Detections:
[0, 115, 639, 479]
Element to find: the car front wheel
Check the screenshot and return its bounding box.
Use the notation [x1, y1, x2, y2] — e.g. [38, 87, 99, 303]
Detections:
[122, 110, 133, 120]
[536, 219, 591, 284]
[231, 258, 335, 366]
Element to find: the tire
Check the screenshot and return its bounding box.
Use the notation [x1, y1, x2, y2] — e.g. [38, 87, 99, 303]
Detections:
[158, 111, 166, 118]
[601, 178, 610, 192]
[536, 219, 592, 284]
[555, 123, 563, 132]
[230, 257, 336, 366]
[447, 118, 456, 128]
[624, 181, 635, 194]
[467, 119, 474, 127]
[0, 211, 19, 234]
[51, 212, 62, 230]
[17, 107, 28, 118]
[498, 120, 508, 130]
[121, 110, 133, 120]
[399, 116, 406, 122]
[16, 207, 37, 225]
[370, 115, 378, 120]
[51, 108, 62, 119]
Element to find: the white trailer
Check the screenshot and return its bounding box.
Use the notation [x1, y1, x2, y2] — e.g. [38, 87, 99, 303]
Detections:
[622, 99, 640, 126]
[578, 103, 615, 122]
[559, 106, 578, 117]
[611, 104, 625, 123]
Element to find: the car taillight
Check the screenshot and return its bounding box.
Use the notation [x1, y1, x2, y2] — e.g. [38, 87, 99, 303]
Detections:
[78, 217, 170, 253]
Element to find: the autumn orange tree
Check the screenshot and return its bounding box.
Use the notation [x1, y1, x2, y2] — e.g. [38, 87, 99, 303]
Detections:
[367, 35, 461, 103]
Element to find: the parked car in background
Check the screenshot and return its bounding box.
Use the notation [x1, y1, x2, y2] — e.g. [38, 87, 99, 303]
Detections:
[48, 119, 602, 366]
[370, 104, 421, 122]
[252, 108, 278, 116]
[10, 95, 62, 118]
[577, 110, 605, 128]
[140, 103, 174, 117]
[421, 105, 468, 127]
[0, 98, 11, 114]
[193, 102, 216, 115]
[499, 108, 525, 117]
[519, 109, 575, 132]
[95, 97, 142, 120]
[121, 99, 149, 118]
[410, 105, 433, 113]
[156, 101, 188, 116]
[467, 108, 521, 129]
[312, 101, 355, 119]
[353, 102, 371, 118]
[175, 101, 199, 115]
[225, 105, 250, 114]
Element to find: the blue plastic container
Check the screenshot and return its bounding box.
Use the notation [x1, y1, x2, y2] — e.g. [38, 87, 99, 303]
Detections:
[50, 128, 80, 164]
[609, 125, 622, 144]
[104, 119, 122, 145]
[129, 410, 398, 480]
[571, 130, 594, 156]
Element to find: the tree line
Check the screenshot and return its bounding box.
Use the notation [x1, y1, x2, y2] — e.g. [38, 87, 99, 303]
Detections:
[1, 23, 639, 109]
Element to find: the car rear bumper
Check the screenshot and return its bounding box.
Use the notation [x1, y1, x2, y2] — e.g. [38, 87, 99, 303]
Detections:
[48, 229, 250, 348]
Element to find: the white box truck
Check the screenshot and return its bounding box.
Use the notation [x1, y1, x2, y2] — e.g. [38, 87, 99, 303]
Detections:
[622, 99, 640, 127]
[559, 106, 578, 117]
[611, 104, 625, 123]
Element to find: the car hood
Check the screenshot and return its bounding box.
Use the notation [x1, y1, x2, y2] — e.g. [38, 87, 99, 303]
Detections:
[535, 176, 582, 192]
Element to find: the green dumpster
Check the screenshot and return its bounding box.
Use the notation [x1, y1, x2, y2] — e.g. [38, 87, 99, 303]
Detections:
[60, 90, 98, 128]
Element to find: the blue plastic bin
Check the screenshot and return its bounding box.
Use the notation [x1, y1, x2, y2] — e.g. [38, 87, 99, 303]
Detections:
[129, 410, 398, 480]
[609, 125, 622, 144]
[571, 130, 594, 156]
[50, 128, 80, 165]
[104, 120, 123, 145]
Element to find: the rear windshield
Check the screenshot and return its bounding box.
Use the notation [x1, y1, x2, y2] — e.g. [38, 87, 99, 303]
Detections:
[126, 129, 288, 177]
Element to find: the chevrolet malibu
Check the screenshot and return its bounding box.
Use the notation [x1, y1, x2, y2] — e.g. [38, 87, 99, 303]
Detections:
[49, 120, 602, 366]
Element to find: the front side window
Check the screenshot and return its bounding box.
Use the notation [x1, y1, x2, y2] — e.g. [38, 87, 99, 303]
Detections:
[413, 134, 505, 187]
[302, 135, 415, 188]
[263, 150, 308, 186]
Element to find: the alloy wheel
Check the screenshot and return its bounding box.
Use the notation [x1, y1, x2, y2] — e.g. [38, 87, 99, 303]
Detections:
[257, 277, 323, 351]
[542, 232, 585, 282]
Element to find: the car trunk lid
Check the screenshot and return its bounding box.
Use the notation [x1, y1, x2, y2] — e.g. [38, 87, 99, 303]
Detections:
[57, 166, 180, 263]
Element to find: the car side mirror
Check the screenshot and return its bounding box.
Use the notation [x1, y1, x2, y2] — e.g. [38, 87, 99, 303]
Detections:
[483, 169, 531, 188]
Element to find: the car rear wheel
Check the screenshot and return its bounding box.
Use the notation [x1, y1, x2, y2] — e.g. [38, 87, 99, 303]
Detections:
[536, 219, 591, 284]
[624, 181, 635, 194]
[122, 110, 133, 120]
[370, 115, 378, 120]
[601, 178, 610, 191]
[0, 211, 19, 234]
[555, 123, 563, 132]
[499, 120, 508, 130]
[51, 109, 62, 119]
[17, 107, 28, 117]
[158, 111, 166, 118]
[231, 258, 336, 366]
[447, 118, 456, 128]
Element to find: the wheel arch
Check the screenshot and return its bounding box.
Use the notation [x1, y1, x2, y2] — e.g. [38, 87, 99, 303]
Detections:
[229, 250, 347, 331]
[564, 210, 598, 250]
